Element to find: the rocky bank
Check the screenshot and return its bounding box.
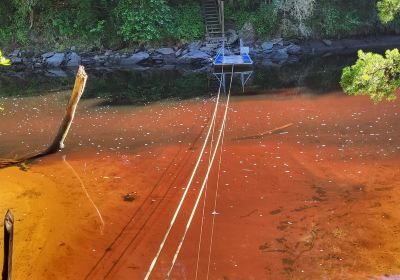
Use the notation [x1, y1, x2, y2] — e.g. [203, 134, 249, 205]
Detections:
[3, 35, 400, 74]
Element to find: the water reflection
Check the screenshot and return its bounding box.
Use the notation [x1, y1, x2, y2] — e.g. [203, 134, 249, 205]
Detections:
[0, 55, 357, 104]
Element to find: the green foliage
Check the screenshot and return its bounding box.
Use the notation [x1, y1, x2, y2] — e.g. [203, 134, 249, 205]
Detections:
[0, 50, 11, 66]
[0, 0, 399, 49]
[169, 3, 205, 41]
[225, 4, 257, 29]
[225, 1, 278, 38]
[0, 0, 29, 44]
[254, 3, 279, 38]
[340, 0, 400, 102]
[377, 0, 400, 23]
[314, 4, 363, 37]
[341, 49, 400, 102]
[115, 0, 172, 43]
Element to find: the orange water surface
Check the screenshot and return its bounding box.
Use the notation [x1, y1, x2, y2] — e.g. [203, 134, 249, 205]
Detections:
[0, 86, 400, 280]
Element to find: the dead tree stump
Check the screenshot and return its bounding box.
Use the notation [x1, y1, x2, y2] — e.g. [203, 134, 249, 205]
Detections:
[0, 66, 88, 169]
[2, 210, 14, 280]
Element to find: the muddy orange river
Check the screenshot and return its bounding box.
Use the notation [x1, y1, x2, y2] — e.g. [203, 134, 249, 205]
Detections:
[0, 80, 400, 279]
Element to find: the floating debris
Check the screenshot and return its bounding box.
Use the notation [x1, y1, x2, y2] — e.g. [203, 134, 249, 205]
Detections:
[123, 192, 138, 202]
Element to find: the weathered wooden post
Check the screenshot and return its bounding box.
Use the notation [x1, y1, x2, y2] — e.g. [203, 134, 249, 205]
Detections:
[2, 210, 14, 280]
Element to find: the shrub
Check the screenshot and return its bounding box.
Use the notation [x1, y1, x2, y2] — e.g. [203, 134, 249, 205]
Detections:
[314, 4, 363, 37]
[0, 0, 30, 45]
[254, 3, 279, 38]
[115, 0, 172, 43]
[225, 6, 257, 30]
[169, 3, 205, 41]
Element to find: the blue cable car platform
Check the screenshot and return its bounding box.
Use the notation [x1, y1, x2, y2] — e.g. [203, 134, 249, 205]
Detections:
[213, 39, 254, 70]
[213, 53, 253, 67]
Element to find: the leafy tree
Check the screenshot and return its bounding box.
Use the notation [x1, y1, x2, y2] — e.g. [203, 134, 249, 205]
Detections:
[0, 50, 9, 111]
[341, 0, 400, 102]
[377, 0, 400, 23]
[0, 50, 10, 66]
[341, 49, 400, 103]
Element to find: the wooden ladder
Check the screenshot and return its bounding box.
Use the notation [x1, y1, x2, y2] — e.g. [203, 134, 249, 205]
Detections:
[202, 0, 222, 39]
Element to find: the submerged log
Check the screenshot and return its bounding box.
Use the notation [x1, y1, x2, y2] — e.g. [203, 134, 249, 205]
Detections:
[233, 123, 294, 141]
[0, 66, 88, 169]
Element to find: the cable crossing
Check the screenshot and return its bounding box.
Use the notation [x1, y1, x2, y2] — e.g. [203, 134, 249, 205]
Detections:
[145, 65, 234, 280]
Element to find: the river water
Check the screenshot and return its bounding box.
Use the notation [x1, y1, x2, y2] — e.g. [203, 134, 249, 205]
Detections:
[0, 56, 400, 280]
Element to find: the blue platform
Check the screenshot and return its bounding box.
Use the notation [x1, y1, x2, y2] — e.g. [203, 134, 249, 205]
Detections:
[213, 53, 253, 67]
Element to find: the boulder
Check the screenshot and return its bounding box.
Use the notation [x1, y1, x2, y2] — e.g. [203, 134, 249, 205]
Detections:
[178, 50, 210, 64]
[11, 49, 20, 57]
[271, 38, 284, 46]
[322, 39, 332, 46]
[271, 48, 288, 63]
[162, 54, 177, 65]
[42, 52, 55, 59]
[226, 29, 239, 45]
[156, 48, 175, 55]
[239, 22, 256, 45]
[261, 42, 274, 52]
[199, 46, 212, 54]
[10, 57, 23, 64]
[187, 41, 202, 51]
[81, 57, 97, 66]
[151, 54, 165, 64]
[175, 49, 183, 57]
[65, 52, 81, 67]
[286, 44, 302, 55]
[107, 53, 122, 65]
[45, 53, 65, 67]
[104, 50, 113, 56]
[120, 52, 150, 65]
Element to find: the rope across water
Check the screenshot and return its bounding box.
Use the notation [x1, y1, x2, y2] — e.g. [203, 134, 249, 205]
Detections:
[143, 66, 231, 280]
[165, 65, 235, 278]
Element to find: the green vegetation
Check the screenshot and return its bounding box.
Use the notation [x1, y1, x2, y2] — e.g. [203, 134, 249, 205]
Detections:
[341, 0, 400, 102]
[0, 0, 399, 50]
[0, 50, 8, 111]
[115, 0, 172, 43]
[170, 3, 205, 41]
[225, 0, 378, 39]
[0, 0, 205, 49]
[0, 51, 10, 66]
[378, 0, 400, 23]
[311, 3, 364, 37]
[341, 50, 400, 102]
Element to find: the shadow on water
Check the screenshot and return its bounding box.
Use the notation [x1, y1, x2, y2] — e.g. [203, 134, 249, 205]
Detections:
[0, 55, 358, 105]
